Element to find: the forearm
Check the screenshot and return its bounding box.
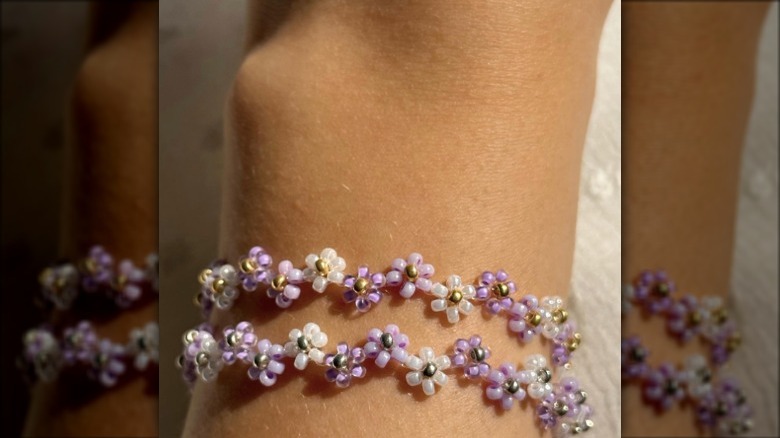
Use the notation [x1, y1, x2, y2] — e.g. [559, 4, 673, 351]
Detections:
[184, 1, 610, 437]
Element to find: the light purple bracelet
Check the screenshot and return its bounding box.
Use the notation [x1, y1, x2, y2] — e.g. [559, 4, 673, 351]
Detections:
[622, 270, 752, 435]
[20, 321, 159, 388]
[194, 246, 582, 367]
[177, 321, 594, 435]
[38, 245, 159, 309]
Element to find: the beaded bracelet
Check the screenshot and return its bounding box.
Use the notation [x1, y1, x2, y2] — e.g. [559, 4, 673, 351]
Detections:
[195, 247, 582, 367]
[19, 321, 159, 387]
[622, 270, 752, 435]
[177, 321, 595, 435]
[39, 246, 158, 310]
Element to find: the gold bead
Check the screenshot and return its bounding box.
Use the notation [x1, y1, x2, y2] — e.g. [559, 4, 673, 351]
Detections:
[212, 278, 226, 294]
[525, 311, 542, 327]
[193, 293, 203, 306]
[405, 264, 419, 280]
[315, 258, 330, 275]
[726, 332, 742, 352]
[271, 274, 287, 291]
[354, 277, 369, 294]
[494, 283, 510, 297]
[712, 308, 728, 325]
[239, 257, 257, 274]
[653, 282, 670, 297]
[84, 258, 97, 273]
[449, 289, 463, 304]
[38, 268, 52, 286]
[566, 332, 582, 352]
[54, 277, 67, 291]
[687, 311, 702, 326]
[552, 308, 568, 324]
[198, 268, 212, 285]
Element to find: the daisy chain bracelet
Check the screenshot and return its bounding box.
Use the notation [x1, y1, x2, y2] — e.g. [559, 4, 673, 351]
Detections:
[177, 321, 595, 435]
[195, 247, 583, 367]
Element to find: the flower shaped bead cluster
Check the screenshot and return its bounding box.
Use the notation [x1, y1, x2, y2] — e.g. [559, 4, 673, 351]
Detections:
[20, 321, 159, 387]
[178, 321, 595, 435]
[38, 246, 158, 309]
[194, 247, 580, 366]
[622, 270, 753, 435]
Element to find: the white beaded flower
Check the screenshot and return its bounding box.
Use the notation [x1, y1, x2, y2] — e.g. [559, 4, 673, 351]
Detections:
[127, 322, 159, 371]
[431, 275, 476, 323]
[683, 354, 712, 399]
[284, 323, 329, 370]
[405, 347, 451, 396]
[39, 264, 79, 309]
[538, 295, 567, 340]
[199, 263, 240, 309]
[522, 354, 554, 400]
[23, 329, 62, 382]
[303, 248, 346, 293]
[183, 329, 223, 382]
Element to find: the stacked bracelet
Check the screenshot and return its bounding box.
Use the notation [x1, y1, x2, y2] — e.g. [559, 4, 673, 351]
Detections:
[20, 321, 159, 387]
[177, 321, 595, 435]
[622, 270, 752, 435]
[194, 247, 582, 367]
[39, 245, 159, 309]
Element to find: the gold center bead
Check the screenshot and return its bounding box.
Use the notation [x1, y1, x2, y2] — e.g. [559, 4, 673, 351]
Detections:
[315, 258, 330, 275]
[198, 268, 212, 285]
[239, 257, 258, 274]
[212, 278, 226, 294]
[494, 283, 510, 297]
[525, 311, 542, 327]
[726, 332, 742, 352]
[552, 308, 568, 324]
[449, 289, 463, 304]
[405, 264, 419, 280]
[271, 274, 287, 291]
[712, 308, 728, 325]
[687, 311, 702, 326]
[354, 277, 369, 294]
[38, 268, 52, 286]
[566, 332, 582, 352]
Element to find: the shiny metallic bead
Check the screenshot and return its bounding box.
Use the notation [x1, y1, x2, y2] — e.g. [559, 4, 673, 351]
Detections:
[332, 354, 348, 369]
[315, 258, 330, 275]
[212, 278, 226, 294]
[84, 258, 98, 273]
[712, 308, 729, 325]
[696, 367, 711, 383]
[254, 353, 270, 370]
[404, 264, 419, 280]
[423, 362, 437, 378]
[653, 282, 670, 296]
[575, 390, 587, 404]
[715, 401, 728, 416]
[687, 310, 702, 326]
[93, 353, 108, 368]
[572, 425, 583, 435]
[193, 293, 203, 306]
[629, 346, 646, 362]
[449, 289, 463, 304]
[176, 354, 185, 368]
[494, 283, 510, 297]
[583, 419, 594, 431]
[226, 332, 240, 347]
[553, 400, 569, 416]
[525, 311, 542, 327]
[271, 274, 287, 291]
[380, 333, 394, 349]
[195, 352, 209, 366]
[137, 336, 147, 350]
[726, 332, 742, 352]
[503, 379, 520, 394]
[665, 379, 680, 395]
[183, 330, 198, 344]
[239, 257, 258, 274]
[537, 367, 552, 383]
[38, 268, 52, 286]
[566, 333, 582, 352]
[297, 335, 311, 352]
[198, 268, 212, 285]
[552, 308, 568, 324]
[469, 346, 487, 362]
[354, 277, 369, 294]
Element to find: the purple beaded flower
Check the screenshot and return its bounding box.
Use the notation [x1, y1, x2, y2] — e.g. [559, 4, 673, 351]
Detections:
[237, 246, 274, 291]
[643, 363, 686, 411]
[127, 322, 159, 371]
[486, 363, 527, 410]
[666, 294, 702, 342]
[363, 324, 409, 368]
[22, 328, 62, 382]
[62, 321, 99, 365]
[633, 270, 676, 314]
[621, 336, 649, 381]
[89, 339, 126, 387]
[508, 295, 543, 343]
[39, 263, 79, 309]
[114, 259, 145, 307]
[266, 260, 304, 308]
[81, 245, 114, 292]
[451, 335, 491, 378]
[198, 262, 240, 310]
[343, 265, 385, 312]
[220, 322, 257, 364]
[247, 339, 285, 386]
[385, 253, 434, 299]
[476, 270, 516, 314]
[324, 343, 366, 388]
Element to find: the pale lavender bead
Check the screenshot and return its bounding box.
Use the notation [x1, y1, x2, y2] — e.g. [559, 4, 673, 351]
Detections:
[386, 253, 434, 299]
[364, 324, 408, 367]
[324, 343, 366, 388]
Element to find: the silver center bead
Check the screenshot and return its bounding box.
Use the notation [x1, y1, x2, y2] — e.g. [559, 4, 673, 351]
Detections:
[423, 362, 437, 378]
[227, 332, 240, 347]
[254, 353, 270, 370]
[537, 367, 552, 383]
[553, 400, 569, 416]
[469, 346, 486, 362]
[297, 335, 311, 352]
[333, 354, 348, 369]
[503, 379, 520, 394]
[380, 333, 394, 349]
[195, 352, 209, 366]
[575, 389, 587, 404]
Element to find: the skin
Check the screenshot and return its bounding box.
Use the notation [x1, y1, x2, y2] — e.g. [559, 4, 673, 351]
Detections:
[22, 2, 157, 437]
[183, 1, 611, 437]
[622, 3, 770, 437]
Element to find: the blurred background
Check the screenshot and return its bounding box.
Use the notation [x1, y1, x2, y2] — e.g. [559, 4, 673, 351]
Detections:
[1, 2, 89, 436]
